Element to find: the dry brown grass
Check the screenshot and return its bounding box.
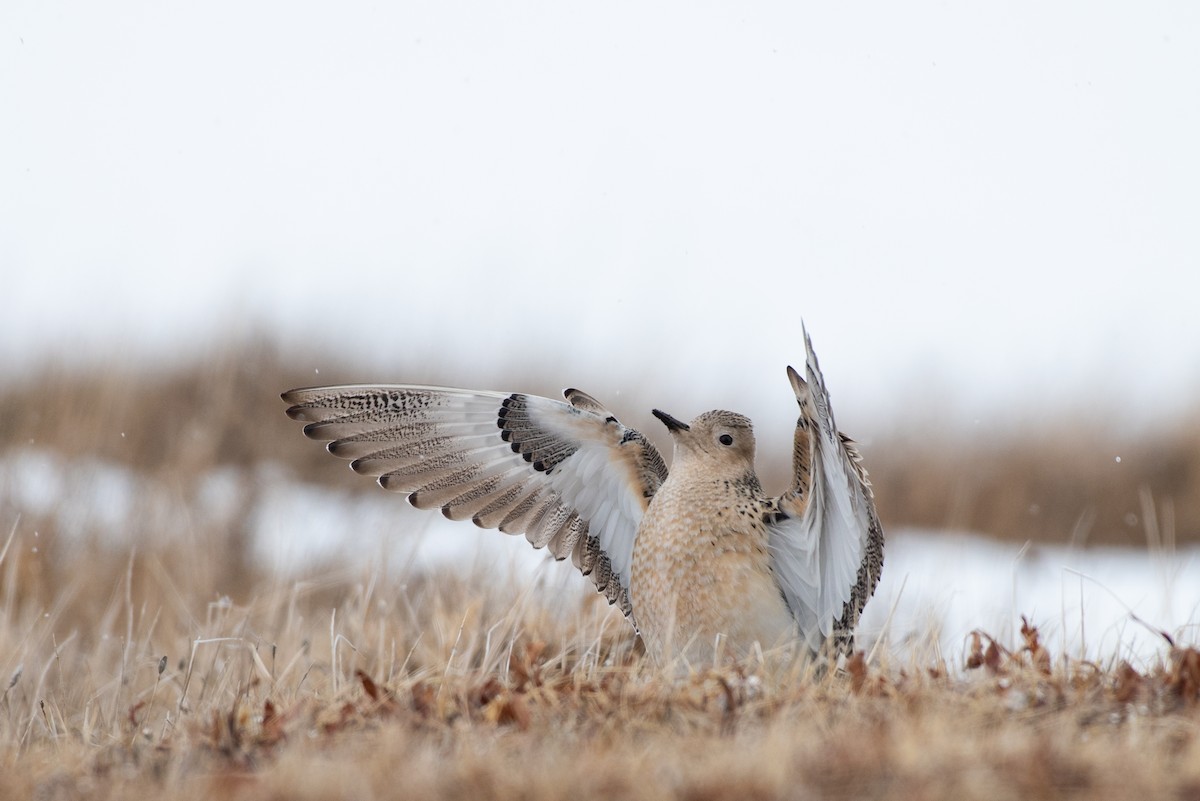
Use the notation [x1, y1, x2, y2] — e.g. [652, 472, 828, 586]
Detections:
[2, 340, 1199, 799]
[866, 422, 1200, 549]
[1, 519, 1199, 801]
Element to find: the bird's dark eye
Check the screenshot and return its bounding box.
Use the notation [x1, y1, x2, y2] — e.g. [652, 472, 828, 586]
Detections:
[719, 434, 734, 446]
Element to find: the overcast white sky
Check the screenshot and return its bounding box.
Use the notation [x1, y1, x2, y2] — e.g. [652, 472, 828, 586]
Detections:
[2, 2, 1198, 437]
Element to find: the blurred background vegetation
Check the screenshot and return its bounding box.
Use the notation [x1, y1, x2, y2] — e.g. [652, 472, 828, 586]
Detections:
[2, 337, 1194, 569]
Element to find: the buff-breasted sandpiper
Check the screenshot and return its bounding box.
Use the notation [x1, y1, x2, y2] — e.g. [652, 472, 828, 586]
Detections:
[282, 327, 883, 665]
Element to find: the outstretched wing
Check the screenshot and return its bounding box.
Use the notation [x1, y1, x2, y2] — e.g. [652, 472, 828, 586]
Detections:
[766, 327, 884, 653]
[281, 384, 669, 621]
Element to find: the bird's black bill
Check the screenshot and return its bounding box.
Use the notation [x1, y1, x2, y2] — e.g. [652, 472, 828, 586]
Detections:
[652, 409, 690, 432]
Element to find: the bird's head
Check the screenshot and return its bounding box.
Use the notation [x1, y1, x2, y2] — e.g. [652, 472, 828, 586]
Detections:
[651, 408, 757, 471]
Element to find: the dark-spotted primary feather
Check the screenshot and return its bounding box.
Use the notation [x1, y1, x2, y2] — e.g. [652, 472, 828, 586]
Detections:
[282, 384, 668, 620]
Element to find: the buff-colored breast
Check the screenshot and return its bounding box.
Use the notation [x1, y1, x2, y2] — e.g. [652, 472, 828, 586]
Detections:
[630, 467, 796, 665]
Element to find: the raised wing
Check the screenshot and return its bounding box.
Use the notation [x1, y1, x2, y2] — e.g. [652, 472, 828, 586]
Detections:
[766, 327, 884, 654]
[281, 384, 669, 621]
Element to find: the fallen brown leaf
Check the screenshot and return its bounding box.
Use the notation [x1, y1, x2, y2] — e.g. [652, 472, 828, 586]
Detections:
[847, 652, 868, 694]
[1111, 662, 1144, 704]
[1166, 647, 1200, 705]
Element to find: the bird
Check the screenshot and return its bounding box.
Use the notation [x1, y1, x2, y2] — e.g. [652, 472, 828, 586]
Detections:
[281, 327, 883, 665]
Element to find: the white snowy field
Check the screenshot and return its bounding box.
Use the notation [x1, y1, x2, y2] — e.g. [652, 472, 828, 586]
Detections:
[5, 446, 1196, 669]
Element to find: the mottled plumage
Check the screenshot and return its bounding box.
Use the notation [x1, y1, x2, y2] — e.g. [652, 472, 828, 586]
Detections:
[281, 327, 883, 665]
